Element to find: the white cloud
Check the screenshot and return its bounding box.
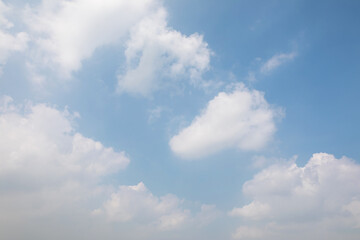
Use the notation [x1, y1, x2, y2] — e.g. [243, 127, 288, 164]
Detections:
[343, 200, 360, 228]
[22, 0, 211, 93]
[169, 83, 282, 159]
[117, 8, 211, 96]
[230, 153, 360, 239]
[229, 201, 270, 220]
[25, 0, 160, 78]
[260, 51, 296, 74]
[94, 182, 219, 231]
[0, 95, 129, 219]
[0, 1, 28, 73]
[0, 96, 129, 178]
[0, 96, 219, 238]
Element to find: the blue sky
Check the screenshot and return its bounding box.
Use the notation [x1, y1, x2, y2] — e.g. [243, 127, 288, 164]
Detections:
[1, 0, 360, 239]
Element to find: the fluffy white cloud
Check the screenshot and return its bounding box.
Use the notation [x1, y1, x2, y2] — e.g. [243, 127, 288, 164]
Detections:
[169, 84, 281, 159]
[230, 153, 360, 239]
[260, 51, 296, 74]
[22, 0, 211, 93]
[117, 8, 211, 96]
[0, 1, 28, 72]
[0, 95, 129, 219]
[0, 96, 218, 238]
[0, 96, 129, 178]
[94, 182, 220, 231]
[94, 182, 191, 230]
[25, 0, 160, 77]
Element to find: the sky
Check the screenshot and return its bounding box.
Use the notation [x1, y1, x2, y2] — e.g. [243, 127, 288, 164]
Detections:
[1, 0, 360, 239]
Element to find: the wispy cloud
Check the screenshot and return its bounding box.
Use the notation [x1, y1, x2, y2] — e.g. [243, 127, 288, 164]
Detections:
[260, 51, 297, 74]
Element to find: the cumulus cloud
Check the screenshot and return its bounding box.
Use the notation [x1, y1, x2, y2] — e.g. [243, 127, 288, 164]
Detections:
[0, 0, 28, 73]
[169, 83, 282, 159]
[21, 0, 211, 93]
[94, 182, 220, 231]
[260, 51, 296, 74]
[0, 96, 218, 238]
[94, 182, 191, 230]
[0, 96, 129, 178]
[117, 8, 211, 96]
[25, 0, 160, 77]
[0, 95, 129, 220]
[230, 153, 360, 239]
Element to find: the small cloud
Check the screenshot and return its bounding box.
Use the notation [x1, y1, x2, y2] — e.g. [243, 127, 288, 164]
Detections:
[260, 51, 297, 74]
[148, 106, 165, 123]
[246, 71, 257, 82]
